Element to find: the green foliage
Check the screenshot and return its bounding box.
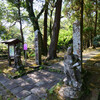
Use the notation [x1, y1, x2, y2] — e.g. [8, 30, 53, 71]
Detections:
[57, 28, 72, 50]
[39, 66, 44, 70]
[0, 95, 2, 100]
[0, 1, 7, 21]
[83, 26, 93, 33]
[49, 87, 55, 94]
[93, 35, 100, 47]
[48, 68, 61, 73]
[0, 24, 7, 40]
[29, 53, 35, 57]
[26, 32, 34, 48]
[0, 43, 7, 52]
[7, 98, 11, 100]
[27, 50, 35, 58]
[0, 70, 2, 73]
[48, 81, 63, 95]
[0, 24, 21, 40]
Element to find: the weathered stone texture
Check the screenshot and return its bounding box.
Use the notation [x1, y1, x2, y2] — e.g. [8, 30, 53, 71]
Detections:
[34, 30, 41, 65]
[73, 20, 81, 60]
[60, 20, 82, 99]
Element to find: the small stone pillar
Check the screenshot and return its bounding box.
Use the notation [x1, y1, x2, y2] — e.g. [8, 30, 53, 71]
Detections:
[34, 30, 41, 65]
[73, 20, 81, 60]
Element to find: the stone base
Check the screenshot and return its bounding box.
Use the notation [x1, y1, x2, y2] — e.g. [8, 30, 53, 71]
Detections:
[58, 86, 80, 100]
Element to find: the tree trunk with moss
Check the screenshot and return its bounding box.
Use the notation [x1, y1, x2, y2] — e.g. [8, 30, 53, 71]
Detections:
[26, 0, 50, 55]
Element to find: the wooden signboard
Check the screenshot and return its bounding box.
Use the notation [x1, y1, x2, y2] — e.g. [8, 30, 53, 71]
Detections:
[1, 39, 22, 66]
[9, 45, 14, 57]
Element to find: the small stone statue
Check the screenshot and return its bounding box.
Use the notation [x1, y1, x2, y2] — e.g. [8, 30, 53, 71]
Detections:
[14, 45, 22, 69]
[63, 46, 81, 90]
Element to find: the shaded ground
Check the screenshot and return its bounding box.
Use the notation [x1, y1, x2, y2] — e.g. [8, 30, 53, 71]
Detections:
[0, 76, 17, 100]
[82, 54, 100, 100]
[0, 70, 65, 100]
[0, 47, 100, 100]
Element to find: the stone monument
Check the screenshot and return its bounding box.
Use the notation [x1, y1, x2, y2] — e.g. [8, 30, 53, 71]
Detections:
[58, 20, 82, 99]
[73, 20, 81, 60]
[34, 30, 41, 65]
[63, 46, 81, 88]
[14, 45, 22, 69]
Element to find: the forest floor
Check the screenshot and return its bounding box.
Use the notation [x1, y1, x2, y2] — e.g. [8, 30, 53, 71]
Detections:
[82, 53, 100, 100]
[0, 47, 100, 100]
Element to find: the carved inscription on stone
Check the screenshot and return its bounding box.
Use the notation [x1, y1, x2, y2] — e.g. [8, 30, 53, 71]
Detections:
[73, 20, 81, 60]
[34, 30, 41, 65]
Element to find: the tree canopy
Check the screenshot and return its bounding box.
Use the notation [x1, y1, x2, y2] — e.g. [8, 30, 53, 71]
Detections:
[0, 0, 99, 60]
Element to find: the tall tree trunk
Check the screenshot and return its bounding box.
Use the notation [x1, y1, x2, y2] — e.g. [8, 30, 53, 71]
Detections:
[48, 0, 62, 59]
[90, 32, 93, 47]
[18, 0, 25, 57]
[80, 0, 83, 66]
[49, 0, 55, 39]
[49, 10, 53, 38]
[43, 0, 48, 56]
[26, 0, 45, 55]
[94, 0, 97, 37]
[49, 10, 53, 39]
[93, 0, 98, 48]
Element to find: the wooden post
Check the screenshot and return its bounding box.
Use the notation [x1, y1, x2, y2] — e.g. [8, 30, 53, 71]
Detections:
[8, 44, 11, 66]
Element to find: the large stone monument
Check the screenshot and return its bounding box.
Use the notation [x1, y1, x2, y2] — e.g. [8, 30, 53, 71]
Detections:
[63, 46, 81, 88]
[73, 20, 81, 60]
[59, 20, 82, 99]
[34, 30, 41, 65]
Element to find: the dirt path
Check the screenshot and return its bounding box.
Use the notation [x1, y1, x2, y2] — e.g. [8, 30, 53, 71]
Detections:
[47, 47, 100, 71]
[83, 47, 100, 63]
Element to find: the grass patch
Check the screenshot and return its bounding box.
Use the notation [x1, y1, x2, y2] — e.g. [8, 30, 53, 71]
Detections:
[46, 81, 63, 100]
[10, 67, 35, 79]
[0, 83, 17, 100]
[0, 59, 39, 79]
[40, 65, 63, 74]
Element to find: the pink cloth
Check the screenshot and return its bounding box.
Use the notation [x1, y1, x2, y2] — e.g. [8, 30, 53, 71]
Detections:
[24, 44, 27, 50]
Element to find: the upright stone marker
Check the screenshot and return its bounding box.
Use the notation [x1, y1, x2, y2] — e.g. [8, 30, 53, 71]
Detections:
[73, 20, 81, 60]
[58, 20, 82, 100]
[34, 30, 41, 65]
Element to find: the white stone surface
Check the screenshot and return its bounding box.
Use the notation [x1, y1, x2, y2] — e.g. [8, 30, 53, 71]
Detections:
[73, 20, 81, 60]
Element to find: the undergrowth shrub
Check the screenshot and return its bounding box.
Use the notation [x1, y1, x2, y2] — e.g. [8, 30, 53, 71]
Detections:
[57, 29, 72, 51]
[93, 35, 100, 47]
